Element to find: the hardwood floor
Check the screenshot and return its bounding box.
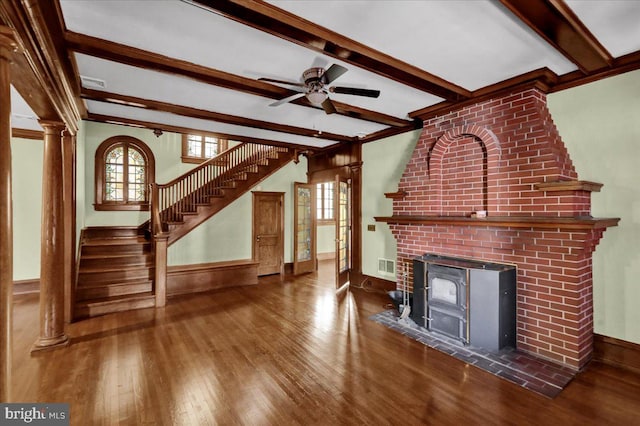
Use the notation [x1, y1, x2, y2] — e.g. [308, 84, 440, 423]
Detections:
[10, 260, 640, 425]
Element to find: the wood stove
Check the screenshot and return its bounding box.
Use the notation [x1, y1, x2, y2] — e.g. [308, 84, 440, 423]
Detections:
[412, 254, 517, 350]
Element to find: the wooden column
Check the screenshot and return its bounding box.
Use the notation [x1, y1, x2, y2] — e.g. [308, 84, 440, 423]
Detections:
[32, 120, 69, 352]
[62, 130, 76, 323]
[0, 26, 16, 403]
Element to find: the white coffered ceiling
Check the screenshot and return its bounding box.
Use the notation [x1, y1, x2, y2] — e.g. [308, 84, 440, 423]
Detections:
[7, 0, 640, 149]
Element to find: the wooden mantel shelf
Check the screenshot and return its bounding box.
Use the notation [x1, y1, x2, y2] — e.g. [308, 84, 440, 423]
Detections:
[534, 180, 603, 192]
[384, 190, 407, 200]
[374, 215, 620, 230]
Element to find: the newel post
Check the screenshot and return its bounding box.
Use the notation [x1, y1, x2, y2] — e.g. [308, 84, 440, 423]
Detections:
[154, 236, 168, 307]
[150, 183, 167, 307]
[32, 120, 70, 353]
[0, 25, 17, 402]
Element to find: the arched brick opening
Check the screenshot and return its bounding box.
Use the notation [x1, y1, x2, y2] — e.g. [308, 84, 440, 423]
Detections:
[429, 125, 500, 215]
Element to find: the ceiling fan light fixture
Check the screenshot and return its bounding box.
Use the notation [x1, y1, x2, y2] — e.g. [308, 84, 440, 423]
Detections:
[306, 90, 328, 104]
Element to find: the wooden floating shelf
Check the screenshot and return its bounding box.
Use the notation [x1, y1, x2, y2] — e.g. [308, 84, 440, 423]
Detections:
[384, 190, 407, 200]
[534, 180, 603, 192]
[374, 215, 620, 230]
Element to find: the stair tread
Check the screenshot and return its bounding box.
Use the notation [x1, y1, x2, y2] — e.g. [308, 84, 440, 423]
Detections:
[75, 292, 155, 306]
[79, 264, 154, 272]
[83, 238, 149, 246]
[80, 253, 151, 259]
[77, 277, 152, 287]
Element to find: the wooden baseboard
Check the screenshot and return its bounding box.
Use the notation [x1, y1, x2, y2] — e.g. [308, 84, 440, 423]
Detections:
[167, 259, 259, 297]
[13, 279, 40, 295]
[317, 252, 335, 261]
[593, 334, 640, 374]
[350, 274, 396, 293]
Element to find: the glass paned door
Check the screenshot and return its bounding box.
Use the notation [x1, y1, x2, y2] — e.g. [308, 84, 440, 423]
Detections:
[293, 182, 316, 275]
[335, 176, 350, 289]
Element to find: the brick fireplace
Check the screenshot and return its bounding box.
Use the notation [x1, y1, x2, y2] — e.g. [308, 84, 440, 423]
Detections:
[376, 87, 619, 370]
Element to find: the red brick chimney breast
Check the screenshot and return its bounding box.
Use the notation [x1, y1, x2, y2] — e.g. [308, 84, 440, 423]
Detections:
[381, 87, 618, 369]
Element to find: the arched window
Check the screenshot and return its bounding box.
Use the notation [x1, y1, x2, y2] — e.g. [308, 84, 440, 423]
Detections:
[95, 136, 155, 211]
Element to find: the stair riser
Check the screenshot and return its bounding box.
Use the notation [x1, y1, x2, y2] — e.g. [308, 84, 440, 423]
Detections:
[81, 244, 151, 256]
[76, 282, 153, 301]
[78, 269, 154, 284]
[83, 228, 141, 239]
[80, 255, 152, 269]
[75, 296, 155, 319]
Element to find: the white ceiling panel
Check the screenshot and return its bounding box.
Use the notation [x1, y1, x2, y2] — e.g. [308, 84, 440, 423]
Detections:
[566, 0, 640, 58]
[10, 86, 42, 131]
[267, 0, 578, 90]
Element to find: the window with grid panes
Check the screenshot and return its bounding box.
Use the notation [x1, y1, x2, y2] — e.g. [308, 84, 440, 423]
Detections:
[316, 182, 334, 222]
[182, 133, 228, 163]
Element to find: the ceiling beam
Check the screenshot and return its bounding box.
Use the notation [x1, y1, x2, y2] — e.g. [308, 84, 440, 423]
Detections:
[189, 0, 471, 102]
[81, 88, 356, 143]
[498, 0, 612, 74]
[86, 113, 327, 151]
[65, 31, 411, 128]
[359, 119, 423, 144]
[553, 50, 640, 92]
[410, 68, 558, 121]
[11, 128, 44, 140]
[0, 0, 84, 132]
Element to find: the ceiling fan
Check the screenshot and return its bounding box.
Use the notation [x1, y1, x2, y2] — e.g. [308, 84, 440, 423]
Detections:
[259, 64, 381, 114]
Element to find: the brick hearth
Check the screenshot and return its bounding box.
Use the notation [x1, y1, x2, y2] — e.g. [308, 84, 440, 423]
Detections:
[377, 87, 618, 370]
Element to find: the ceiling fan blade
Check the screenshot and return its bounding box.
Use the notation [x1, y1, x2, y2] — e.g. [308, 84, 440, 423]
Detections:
[322, 64, 348, 84]
[259, 77, 305, 88]
[330, 86, 381, 98]
[269, 92, 305, 107]
[321, 98, 337, 114]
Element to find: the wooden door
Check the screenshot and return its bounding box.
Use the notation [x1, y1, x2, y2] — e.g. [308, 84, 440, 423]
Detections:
[252, 192, 284, 276]
[335, 176, 350, 289]
[293, 182, 316, 275]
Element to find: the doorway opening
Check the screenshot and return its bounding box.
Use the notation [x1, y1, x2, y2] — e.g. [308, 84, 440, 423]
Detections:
[294, 178, 351, 289]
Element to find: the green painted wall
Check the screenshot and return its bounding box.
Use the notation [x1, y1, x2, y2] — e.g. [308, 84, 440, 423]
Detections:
[361, 129, 421, 280]
[83, 121, 192, 227]
[11, 137, 43, 281]
[548, 69, 640, 344]
[317, 223, 335, 255]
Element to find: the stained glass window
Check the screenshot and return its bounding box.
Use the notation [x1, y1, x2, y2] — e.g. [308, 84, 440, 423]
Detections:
[96, 136, 154, 211]
[104, 144, 147, 204]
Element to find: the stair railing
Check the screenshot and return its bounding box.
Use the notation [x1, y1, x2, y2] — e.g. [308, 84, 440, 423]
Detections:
[151, 142, 289, 231]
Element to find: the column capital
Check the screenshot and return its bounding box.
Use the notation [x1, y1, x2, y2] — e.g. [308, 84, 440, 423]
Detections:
[38, 120, 66, 133]
[0, 26, 18, 60]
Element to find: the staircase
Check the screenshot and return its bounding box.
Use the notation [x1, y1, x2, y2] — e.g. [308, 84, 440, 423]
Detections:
[74, 143, 294, 319]
[75, 227, 155, 319]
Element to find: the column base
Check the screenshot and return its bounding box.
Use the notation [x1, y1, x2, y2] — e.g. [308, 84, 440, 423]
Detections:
[30, 334, 69, 354]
